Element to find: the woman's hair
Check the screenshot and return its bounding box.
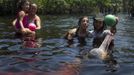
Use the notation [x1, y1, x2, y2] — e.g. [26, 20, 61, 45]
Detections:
[76, 16, 88, 36]
[77, 16, 88, 30]
[29, 3, 38, 10]
[17, 0, 31, 11]
[93, 18, 105, 32]
[78, 16, 88, 26]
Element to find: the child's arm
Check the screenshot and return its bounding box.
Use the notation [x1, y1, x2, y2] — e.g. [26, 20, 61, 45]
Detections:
[12, 11, 26, 32]
[18, 11, 25, 30]
[103, 30, 114, 36]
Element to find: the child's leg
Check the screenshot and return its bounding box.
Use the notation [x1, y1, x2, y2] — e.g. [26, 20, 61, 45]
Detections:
[22, 29, 37, 48]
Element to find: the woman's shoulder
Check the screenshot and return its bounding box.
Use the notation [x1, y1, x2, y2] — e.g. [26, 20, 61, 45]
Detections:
[35, 15, 40, 20]
[68, 28, 77, 34]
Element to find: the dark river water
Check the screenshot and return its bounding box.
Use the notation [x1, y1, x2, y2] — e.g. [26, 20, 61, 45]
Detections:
[0, 14, 133, 75]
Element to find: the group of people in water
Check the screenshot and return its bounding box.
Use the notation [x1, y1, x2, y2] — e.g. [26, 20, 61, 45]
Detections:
[12, 0, 119, 71]
[65, 16, 118, 48]
[12, 0, 119, 54]
[12, 0, 118, 55]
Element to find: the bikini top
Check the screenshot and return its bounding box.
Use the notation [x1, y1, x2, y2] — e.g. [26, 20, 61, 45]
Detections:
[15, 15, 29, 29]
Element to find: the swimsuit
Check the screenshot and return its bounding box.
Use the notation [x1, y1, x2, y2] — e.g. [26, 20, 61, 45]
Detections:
[15, 16, 29, 29]
[15, 14, 39, 28]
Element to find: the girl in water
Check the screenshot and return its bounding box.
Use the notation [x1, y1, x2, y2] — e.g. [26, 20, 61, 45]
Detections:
[12, 0, 32, 38]
[90, 17, 114, 49]
[90, 16, 119, 71]
[22, 3, 41, 48]
[64, 16, 89, 46]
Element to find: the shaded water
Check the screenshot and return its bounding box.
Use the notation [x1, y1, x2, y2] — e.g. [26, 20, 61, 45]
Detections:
[0, 14, 134, 75]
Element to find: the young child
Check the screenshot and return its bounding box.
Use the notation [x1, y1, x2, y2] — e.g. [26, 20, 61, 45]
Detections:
[12, 0, 31, 38]
[22, 3, 41, 48]
[64, 16, 89, 46]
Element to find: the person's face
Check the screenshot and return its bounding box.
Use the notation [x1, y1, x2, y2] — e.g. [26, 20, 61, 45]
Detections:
[94, 20, 103, 30]
[29, 4, 37, 15]
[81, 17, 89, 30]
[22, 1, 30, 12]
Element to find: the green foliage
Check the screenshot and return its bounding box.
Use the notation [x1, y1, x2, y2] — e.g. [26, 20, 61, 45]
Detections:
[44, 0, 69, 14]
[0, 0, 130, 15]
[0, 0, 18, 15]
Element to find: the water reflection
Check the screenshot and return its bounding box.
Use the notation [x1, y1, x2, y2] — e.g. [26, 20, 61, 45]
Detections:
[103, 53, 118, 72]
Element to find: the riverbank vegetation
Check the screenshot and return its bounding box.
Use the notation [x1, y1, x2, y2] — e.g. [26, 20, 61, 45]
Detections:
[0, 0, 134, 16]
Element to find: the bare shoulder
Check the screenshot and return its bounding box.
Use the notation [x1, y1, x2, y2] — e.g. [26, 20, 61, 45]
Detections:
[35, 15, 41, 20]
[68, 28, 77, 34]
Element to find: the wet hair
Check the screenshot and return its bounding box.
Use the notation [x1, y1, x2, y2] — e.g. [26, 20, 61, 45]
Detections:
[93, 18, 105, 32]
[78, 16, 89, 26]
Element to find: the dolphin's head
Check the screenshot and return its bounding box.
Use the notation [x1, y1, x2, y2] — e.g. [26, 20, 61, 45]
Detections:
[90, 48, 108, 60]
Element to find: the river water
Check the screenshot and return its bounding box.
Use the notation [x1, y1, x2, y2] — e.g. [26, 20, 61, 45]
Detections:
[0, 14, 133, 75]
